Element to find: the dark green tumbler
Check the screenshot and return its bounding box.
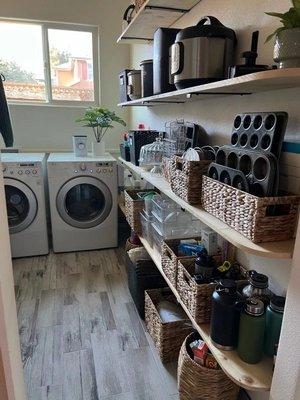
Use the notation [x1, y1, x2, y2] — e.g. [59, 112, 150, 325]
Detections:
[237, 298, 265, 364]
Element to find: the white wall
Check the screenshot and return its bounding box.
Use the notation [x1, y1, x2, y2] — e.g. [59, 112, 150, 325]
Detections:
[0, 0, 131, 152]
[129, 1, 300, 399]
[270, 222, 300, 400]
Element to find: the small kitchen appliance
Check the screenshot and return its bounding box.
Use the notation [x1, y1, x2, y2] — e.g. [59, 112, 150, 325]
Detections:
[153, 27, 180, 94]
[119, 69, 132, 103]
[127, 70, 142, 100]
[171, 16, 236, 89]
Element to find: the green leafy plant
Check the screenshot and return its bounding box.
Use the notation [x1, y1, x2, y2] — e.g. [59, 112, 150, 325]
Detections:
[76, 107, 126, 143]
[266, 0, 300, 42]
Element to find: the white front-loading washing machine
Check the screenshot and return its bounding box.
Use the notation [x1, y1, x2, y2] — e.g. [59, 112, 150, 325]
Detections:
[1, 153, 49, 258]
[47, 153, 118, 253]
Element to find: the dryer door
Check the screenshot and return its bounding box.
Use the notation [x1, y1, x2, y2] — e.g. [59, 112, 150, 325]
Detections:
[4, 178, 38, 234]
[56, 176, 112, 229]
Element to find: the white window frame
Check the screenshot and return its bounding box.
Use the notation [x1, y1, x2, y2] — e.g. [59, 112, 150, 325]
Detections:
[0, 19, 100, 107]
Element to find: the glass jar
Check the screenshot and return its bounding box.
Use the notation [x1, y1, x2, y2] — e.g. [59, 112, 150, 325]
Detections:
[139, 134, 164, 174]
[242, 270, 273, 305]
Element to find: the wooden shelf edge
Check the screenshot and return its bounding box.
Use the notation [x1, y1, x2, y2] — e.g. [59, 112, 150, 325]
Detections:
[118, 158, 295, 259]
[118, 69, 300, 107]
[139, 236, 273, 392]
[117, 0, 202, 44]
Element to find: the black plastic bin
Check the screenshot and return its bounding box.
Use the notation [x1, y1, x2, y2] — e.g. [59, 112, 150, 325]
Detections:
[125, 251, 167, 318]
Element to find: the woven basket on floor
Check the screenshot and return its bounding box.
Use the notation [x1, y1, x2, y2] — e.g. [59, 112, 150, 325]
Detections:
[177, 259, 247, 325]
[161, 238, 200, 289]
[178, 332, 240, 400]
[201, 176, 300, 243]
[125, 238, 142, 252]
[145, 288, 193, 363]
[170, 156, 211, 205]
[124, 189, 158, 234]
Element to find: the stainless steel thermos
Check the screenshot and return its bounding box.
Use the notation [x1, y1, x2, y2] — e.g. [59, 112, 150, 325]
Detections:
[242, 270, 273, 305]
[264, 296, 285, 357]
[237, 298, 266, 364]
[210, 280, 241, 350]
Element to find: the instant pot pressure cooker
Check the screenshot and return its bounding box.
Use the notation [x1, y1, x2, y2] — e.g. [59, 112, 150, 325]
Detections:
[171, 16, 237, 89]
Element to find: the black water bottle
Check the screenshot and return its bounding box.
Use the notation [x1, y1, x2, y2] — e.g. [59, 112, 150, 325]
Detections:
[195, 249, 215, 281]
[210, 280, 241, 350]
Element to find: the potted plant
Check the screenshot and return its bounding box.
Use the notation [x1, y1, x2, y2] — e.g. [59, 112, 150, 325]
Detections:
[76, 107, 126, 156]
[266, 0, 300, 68]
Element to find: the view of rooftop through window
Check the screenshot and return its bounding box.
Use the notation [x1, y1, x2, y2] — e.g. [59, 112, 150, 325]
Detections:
[0, 21, 96, 103]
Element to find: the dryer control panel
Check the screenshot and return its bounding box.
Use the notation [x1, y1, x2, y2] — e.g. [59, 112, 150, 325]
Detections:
[2, 162, 41, 177]
[73, 161, 115, 175]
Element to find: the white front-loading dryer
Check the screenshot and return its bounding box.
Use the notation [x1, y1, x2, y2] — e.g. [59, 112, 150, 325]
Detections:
[47, 153, 118, 253]
[1, 153, 49, 258]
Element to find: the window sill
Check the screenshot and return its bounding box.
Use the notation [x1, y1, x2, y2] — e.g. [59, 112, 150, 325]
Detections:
[8, 101, 98, 109]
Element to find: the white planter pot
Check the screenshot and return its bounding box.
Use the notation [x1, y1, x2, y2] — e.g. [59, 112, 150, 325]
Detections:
[92, 140, 105, 157]
[274, 28, 300, 68]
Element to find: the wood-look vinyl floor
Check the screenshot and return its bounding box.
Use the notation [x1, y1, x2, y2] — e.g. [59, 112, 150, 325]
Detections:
[13, 249, 179, 400]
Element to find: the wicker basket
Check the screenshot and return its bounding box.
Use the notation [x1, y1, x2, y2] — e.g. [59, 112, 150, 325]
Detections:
[161, 238, 200, 289]
[170, 156, 211, 205]
[177, 258, 248, 325]
[177, 258, 216, 325]
[145, 288, 193, 363]
[162, 157, 172, 184]
[135, 0, 146, 10]
[178, 332, 240, 400]
[201, 176, 300, 243]
[125, 238, 142, 252]
[124, 189, 158, 234]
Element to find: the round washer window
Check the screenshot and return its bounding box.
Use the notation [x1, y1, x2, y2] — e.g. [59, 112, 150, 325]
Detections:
[56, 176, 113, 229]
[5, 185, 30, 228]
[64, 183, 105, 222]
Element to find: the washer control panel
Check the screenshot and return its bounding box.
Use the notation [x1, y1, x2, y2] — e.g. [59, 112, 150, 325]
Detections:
[2, 162, 40, 177]
[73, 162, 115, 175]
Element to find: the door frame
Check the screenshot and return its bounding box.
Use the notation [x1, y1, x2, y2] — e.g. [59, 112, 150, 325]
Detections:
[0, 166, 27, 400]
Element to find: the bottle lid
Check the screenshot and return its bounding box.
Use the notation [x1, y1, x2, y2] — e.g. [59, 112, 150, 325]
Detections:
[250, 270, 269, 289]
[217, 279, 237, 294]
[245, 298, 265, 316]
[270, 296, 286, 313]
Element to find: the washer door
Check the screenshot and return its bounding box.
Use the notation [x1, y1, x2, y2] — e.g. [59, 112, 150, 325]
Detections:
[56, 176, 112, 229]
[4, 178, 38, 234]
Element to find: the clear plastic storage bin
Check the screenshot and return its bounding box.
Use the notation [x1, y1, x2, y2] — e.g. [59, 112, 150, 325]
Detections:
[151, 222, 196, 253]
[151, 195, 179, 221]
[140, 211, 154, 246]
[152, 211, 193, 237]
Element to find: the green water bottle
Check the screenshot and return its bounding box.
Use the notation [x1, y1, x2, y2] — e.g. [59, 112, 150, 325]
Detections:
[264, 296, 285, 357]
[237, 298, 265, 364]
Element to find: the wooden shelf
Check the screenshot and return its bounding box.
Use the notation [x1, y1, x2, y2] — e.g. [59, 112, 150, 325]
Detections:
[117, 0, 201, 44]
[139, 236, 273, 391]
[118, 158, 295, 259]
[118, 68, 300, 106]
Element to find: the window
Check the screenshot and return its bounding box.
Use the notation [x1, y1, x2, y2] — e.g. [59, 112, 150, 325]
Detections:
[0, 20, 99, 105]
